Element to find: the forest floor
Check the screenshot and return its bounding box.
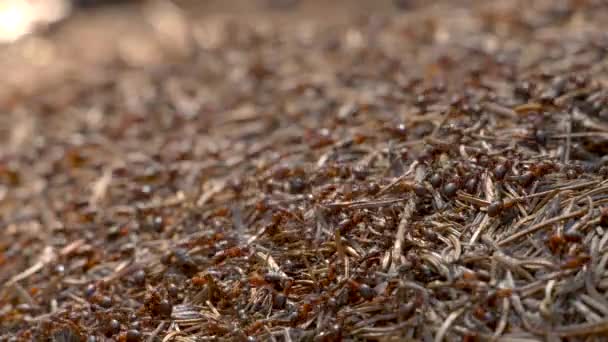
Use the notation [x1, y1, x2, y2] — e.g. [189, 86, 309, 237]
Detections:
[3, 1, 608, 341]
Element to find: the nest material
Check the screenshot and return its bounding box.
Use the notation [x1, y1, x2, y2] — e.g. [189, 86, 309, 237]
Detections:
[3, 1, 608, 341]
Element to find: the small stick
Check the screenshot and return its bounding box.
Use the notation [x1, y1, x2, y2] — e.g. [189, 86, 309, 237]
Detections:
[148, 321, 167, 342]
[552, 319, 608, 337]
[498, 208, 587, 246]
[434, 307, 466, 342]
[375, 160, 419, 197]
[563, 110, 572, 163]
[390, 164, 425, 272]
[456, 192, 490, 207]
[324, 197, 408, 210]
[493, 296, 510, 338]
[483, 102, 518, 119]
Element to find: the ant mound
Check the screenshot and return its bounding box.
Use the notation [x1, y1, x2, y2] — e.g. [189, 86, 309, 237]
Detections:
[2, 1, 608, 340]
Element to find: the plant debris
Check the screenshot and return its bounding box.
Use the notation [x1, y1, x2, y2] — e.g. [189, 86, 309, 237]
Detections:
[3, 1, 608, 341]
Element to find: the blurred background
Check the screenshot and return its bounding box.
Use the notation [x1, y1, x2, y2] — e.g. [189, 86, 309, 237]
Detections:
[0, 0, 426, 107]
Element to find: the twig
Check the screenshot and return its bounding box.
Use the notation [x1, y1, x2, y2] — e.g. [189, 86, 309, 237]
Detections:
[497, 208, 587, 246]
[434, 307, 466, 342]
[148, 321, 167, 342]
[324, 197, 408, 210]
